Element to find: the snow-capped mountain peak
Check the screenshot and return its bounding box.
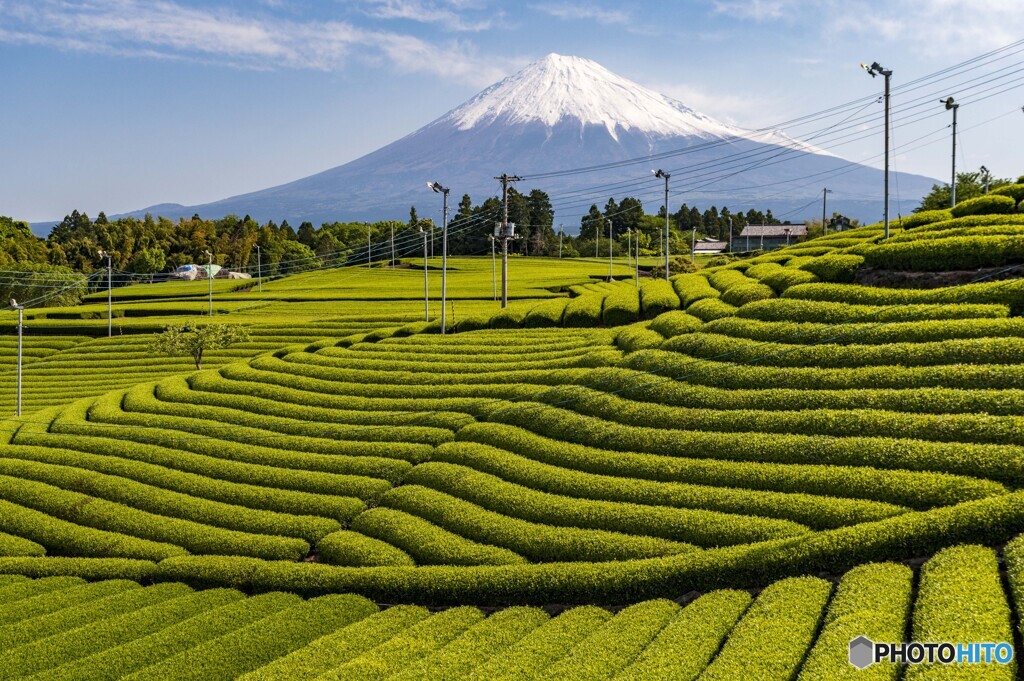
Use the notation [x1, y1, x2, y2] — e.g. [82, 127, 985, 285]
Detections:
[445, 53, 741, 141]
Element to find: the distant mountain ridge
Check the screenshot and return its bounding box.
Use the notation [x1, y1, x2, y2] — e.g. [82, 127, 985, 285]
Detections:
[99, 53, 937, 232]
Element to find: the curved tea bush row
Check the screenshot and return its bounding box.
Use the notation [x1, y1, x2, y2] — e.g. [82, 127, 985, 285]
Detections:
[736, 297, 1009, 325]
[797, 254, 864, 283]
[403, 461, 810, 546]
[671, 273, 719, 307]
[0, 474, 311, 561]
[950, 193, 1017, 217]
[639, 279, 680, 318]
[316, 530, 415, 567]
[858, 234, 1024, 271]
[648, 310, 702, 338]
[721, 282, 775, 306]
[602, 284, 641, 327]
[350, 507, 526, 567]
[796, 562, 912, 681]
[0, 531, 44, 558]
[614, 323, 665, 353]
[783, 279, 1024, 315]
[484, 402, 1024, 486]
[456, 422, 999, 510]
[523, 298, 569, 328]
[706, 269, 760, 293]
[377, 484, 696, 562]
[888, 222, 1024, 244]
[0, 578, 136, 626]
[685, 298, 739, 322]
[562, 291, 606, 327]
[432, 441, 906, 530]
[905, 544, 1015, 680]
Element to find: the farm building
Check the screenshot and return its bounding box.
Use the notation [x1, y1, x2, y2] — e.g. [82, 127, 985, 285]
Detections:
[737, 223, 808, 251]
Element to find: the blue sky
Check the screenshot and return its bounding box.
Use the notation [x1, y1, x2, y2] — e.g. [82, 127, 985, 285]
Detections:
[1, 0, 1022, 222]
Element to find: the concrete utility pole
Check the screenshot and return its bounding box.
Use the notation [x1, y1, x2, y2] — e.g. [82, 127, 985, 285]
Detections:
[942, 97, 959, 207]
[98, 249, 112, 337]
[653, 170, 671, 280]
[559, 226, 563, 258]
[727, 217, 733, 253]
[390, 222, 396, 267]
[427, 182, 450, 334]
[494, 173, 521, 308]
[821, 188, 833, 235]
[204, 250, 213, 316]
[607, 218, 614, 281]
[626, 227, 632, 277]
[367, 225, 371, 268]
[420, 226, 429, 321]
[10, 299, 22, 416]
[489, 235, 497, 301]
[254, 244, 262, 293]
[981, 165, 990, 194]
[862, 61, 892, 239]
[634, 227, 639, 287]
[691, 228, 696, 263]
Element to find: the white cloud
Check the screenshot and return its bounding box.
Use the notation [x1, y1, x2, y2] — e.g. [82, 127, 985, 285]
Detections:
[711, 0, 797, 21]
[530, 3, 632, 26]
[362, 0, 493, 32]
[653, 81, 784, 128]
[0, 0, 508, 85]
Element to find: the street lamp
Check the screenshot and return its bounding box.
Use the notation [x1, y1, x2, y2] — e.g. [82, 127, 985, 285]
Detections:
[254, 244, 262, 293]
[981, 165, 990, 194]
[418, 224, 429, 322]
[821, 188, 833, 235]
[607, 217, 614, 281]
[204, 250, 213, 317]
[10, 298, 23, 416]
[97, 249, 112, 337]
[940, 97, 959, 207]
[862, 61, 892, 239]
[488, 235, 497, 301]
[784, 226, 792, 247]
[427, 181, 450, 334]
[691, 227, 696, 263]
[653, 169, 671, 280]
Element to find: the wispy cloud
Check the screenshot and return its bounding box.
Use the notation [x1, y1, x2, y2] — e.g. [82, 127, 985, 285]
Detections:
[0, 0, 509, 85]
[711, 0, 797, 21]
[362, 0, 493, 32]
[530, 2, 632, 26]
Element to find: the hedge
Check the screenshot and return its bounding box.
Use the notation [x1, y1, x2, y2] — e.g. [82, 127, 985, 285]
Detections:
[735, 297, 1009, 324]
[0, 582, 192, 651]
[698, 576, 831, 681]
[489, 305, 530, 329]
[796, 562, 912, 681]
[404, 461, 809, 547]
[466, 606, 611, 680]
[0, 474, 311, 561]
[859, 234, 1024, 271]
[316, 530, 415, 567]
[991, 183, 1024, 203]
[0, 575, 83, 608]
[797, 254, 864, 283]
[0, 442, 371, 522]
[389, 607, 548, 681]
[455, 315, 491, 333]
[484, 401, 1024, 487]
[614, 323, 665, 353]
[0, 457, 342, 544]
[758, 267, 818, 293]
[639, 279, 681, 318]
[0, 578, 135, 627]
[685, 298, 739, 322]
[783, 279, 1024, 315]
[523, 298, 569, 328]
[887, 222, 1024, 244]
[0, 557, 157, 582]
[432, 440, 907, 529]
[316, 607, 483, 681]
[238, 605, 429, 681]
[721, 283, 775, 306]
[350, 507, 526, 567]
[602, 285, 641, 327]
[48, 591, 302, 681]
[950, 193, 1017, 217]
[896, 209, 953, 229]
[377, 484, 695, 562]
[0, 588, 243, 679]
[563, 292, 605, 327]
[457, 422, 999, 510]
[706, 269, 759, 292]
[536, 600, 679, 680]
[905, 544, 1015, 680]
[617, 590, 752, 681]
[125, 594, 379, 681]
[671, 273, 720, 307]
[648, 310, 702, 338]
[0, 531, 44, 557]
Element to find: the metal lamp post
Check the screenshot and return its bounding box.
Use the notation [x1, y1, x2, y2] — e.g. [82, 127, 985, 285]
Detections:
[653, 170, 671, 280]
[419, 225, 429, 321]
[821, 188, 833, 235]
[204, 250, 213, 317]
[607, 218, 614, 281]
[427, 181, 450, 334]
[862, 61, 892, 239]
[98, 249, 112, 337]
[10, 298, 23, 416]
[941, 97, 959, 207]
[254, 244, 262, 293]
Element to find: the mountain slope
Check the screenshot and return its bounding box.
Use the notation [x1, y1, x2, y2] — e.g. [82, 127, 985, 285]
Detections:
[125, 54, 937, 227]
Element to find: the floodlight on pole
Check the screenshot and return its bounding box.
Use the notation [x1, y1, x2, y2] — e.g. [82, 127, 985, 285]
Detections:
[861, 61, 892, 239]
[418, 225, 429, 322]
[981, 165, 990, 194]
[10, 298, 22, 416]
[98, 249, 112, 337]
[254, 244, 262, 292]
[653, 170, 671, 280]
[941, 97, 959, 207]
[427, 181, 450, 334]
[204, 250, 213, 317]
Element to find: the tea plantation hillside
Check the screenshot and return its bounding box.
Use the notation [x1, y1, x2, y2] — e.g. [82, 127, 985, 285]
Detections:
[3, 189, 1024, 676]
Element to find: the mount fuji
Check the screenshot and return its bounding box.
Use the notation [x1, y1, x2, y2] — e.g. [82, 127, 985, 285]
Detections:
[124, 54, 938, 229]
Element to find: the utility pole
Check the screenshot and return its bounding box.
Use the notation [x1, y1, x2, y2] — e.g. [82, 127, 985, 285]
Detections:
[981, 165, 990, 194]
[98, 249, 112, 337]
[691, 228, 696, 263]
[727, 217, 733, 253]
[942, 97, 959, 207]
[634, 227, 639, 287]
[390, 222, 396, 267]
[10, 299, 22, 417]
[489, 235, 497, 301]
[607, 218, 614, 281]
[427, 182, 450, 334]
[821, 188, 833, 235]
[558, 226, 563, 258]
[420, 226, 429, 321]
[626, 227, 632, 277]
[204, 250, 213, 317]
[254, 244, 262, 293]
[653, 169, 671, 280]
[862, 62, 892, 239]
[367, 225, 371, 268]
[494, 173, 520, 308]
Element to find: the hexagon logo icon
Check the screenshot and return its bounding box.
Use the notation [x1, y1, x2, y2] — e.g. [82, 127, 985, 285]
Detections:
[849, 635, 875, 669]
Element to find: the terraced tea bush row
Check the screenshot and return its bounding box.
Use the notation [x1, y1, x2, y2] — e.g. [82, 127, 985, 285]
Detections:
[0, 531, 43, 557]
[639, 279, 680, 318]
[562, 291, 605, 327]
[614, 323, 665, 352]
[403, 461, 810, 546]
[378, 484, 696, 562]
[797, 253, 864, 283]
[602, 283, 641, 326]
[316, 530, 415, 567]
[950, 193, 1017, 217]
[894, 208, 953, 229]
[720, 282, 776, 306]
[685, 298, 738, 321]
[648, 310, 702, 337]
[888, 222, 1024, 244]
[522, 298, 569, 328]
[670, 273, 719, 307]
[0, 578, 135, 626]
[432, 441, 906, 530]
[737, 297, 1009, 324]
[706, 269, 760, 293]
[457, 422, 998, 510]
[905, 544, 1015, 680]
[350, 507, 527, 566]
[858, 234, 1024, 271]
[784, 279, 1024, 315]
